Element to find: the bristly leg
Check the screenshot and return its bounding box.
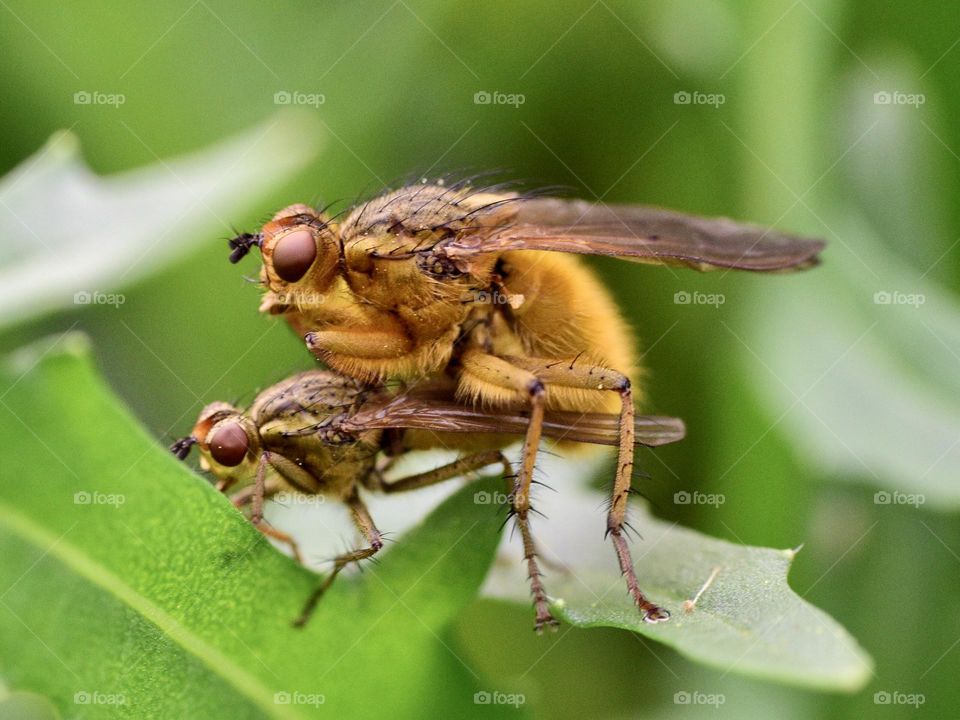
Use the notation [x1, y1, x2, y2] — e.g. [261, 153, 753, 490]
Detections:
[293, 541, 382, 627]
[294, 490, 383, 627]
[514, 382, 558, 632]
[458, 350, 559, 632]
[606, 381, 670, 623]
[504, 355, 670, 624]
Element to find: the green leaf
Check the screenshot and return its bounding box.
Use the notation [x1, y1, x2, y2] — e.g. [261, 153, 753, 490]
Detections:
[481, 482, 873, 692]
[0, 333, 517, 719]
[0, 112, 320, 329]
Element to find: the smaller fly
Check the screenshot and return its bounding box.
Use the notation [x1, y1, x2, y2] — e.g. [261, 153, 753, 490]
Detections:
[171, 370, 685, 627]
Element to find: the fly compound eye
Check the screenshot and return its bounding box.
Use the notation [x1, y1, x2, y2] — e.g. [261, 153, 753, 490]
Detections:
[208, 423, 249, 467]
[272, 229, 317, 282]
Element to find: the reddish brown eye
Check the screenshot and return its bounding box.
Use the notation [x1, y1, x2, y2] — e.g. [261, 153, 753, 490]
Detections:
[272, 229, 317, 282]
[209, 423, 249, 467]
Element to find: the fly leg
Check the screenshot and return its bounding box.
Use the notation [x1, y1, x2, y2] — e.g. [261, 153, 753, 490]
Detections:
[507, 356, 669, 623]
[294, 490, 383, 627]
[304, 326, 412, 359]
[459, 350, 557, 632]
[227, 457, 303, 564]
[375, 450, 512, 494]
[303, 324, 440, 381]
[281, 451, 511, 628]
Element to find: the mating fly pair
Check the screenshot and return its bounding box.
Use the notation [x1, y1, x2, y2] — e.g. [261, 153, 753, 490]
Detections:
[171, 370, 686, 625]
[185, 180, 823, 629]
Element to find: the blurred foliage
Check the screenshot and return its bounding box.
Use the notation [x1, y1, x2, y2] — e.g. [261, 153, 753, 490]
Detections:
[0, 114, 319, 326]
[1, 0, 958, 718]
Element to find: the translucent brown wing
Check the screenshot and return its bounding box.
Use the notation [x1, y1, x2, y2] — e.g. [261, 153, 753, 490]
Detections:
[443, 196, 824, 272]
[339, 393, 686, 448]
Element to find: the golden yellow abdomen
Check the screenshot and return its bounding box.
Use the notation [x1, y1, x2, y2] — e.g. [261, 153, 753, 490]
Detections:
[497, 250, 641, 413]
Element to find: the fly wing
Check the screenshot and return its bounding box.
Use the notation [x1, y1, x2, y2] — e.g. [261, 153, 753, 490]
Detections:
[442, 196, 824, 272]
[339, 393, 686, 447]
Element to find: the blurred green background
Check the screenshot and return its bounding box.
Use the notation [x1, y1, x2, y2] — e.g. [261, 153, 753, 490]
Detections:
[1, 0, 958, 718]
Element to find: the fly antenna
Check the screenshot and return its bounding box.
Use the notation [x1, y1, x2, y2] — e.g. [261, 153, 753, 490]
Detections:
[170, 436, 198, 460]
[228, 233, 262, 264]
